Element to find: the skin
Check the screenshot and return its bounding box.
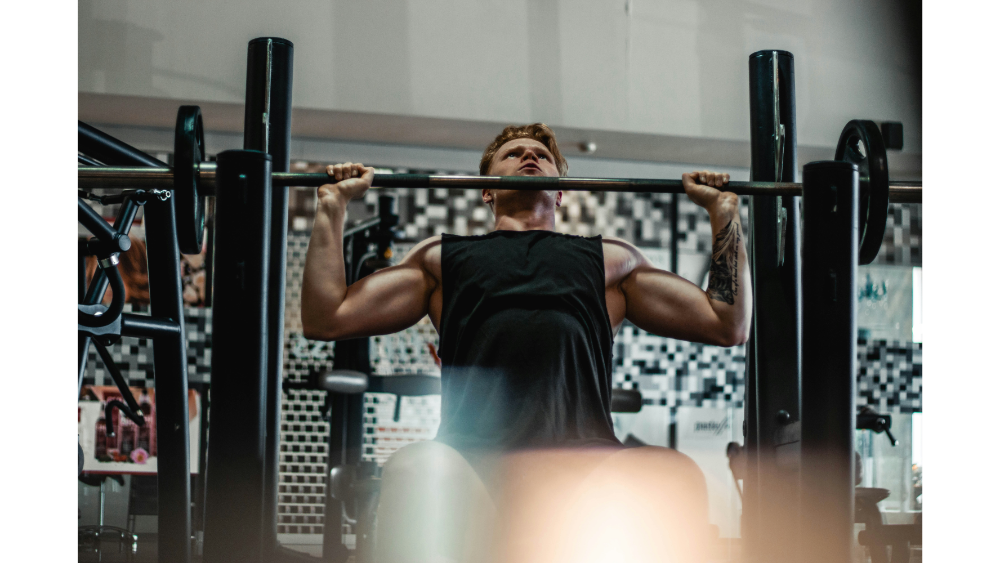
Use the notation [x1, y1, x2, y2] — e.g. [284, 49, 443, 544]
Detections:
[301, 137, 752, 347]
[300, 137, 752, 562]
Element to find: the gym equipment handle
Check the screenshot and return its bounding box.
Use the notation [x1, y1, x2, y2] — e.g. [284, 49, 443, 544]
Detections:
[78, 165, 923, 203]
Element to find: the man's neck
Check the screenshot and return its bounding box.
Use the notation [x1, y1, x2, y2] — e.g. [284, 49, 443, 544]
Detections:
[493, 210, 556, 232]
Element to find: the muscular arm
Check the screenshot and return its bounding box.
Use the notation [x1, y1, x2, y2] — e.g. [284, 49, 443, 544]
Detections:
[617, 172, 752, 347]
[700, 192, 751, 343]
[301, 163, 439, 341]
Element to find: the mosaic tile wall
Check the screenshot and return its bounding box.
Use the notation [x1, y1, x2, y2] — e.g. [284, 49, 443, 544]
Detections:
[80, 155, 921, 542]
[874, 203, 922, 266]
[857, 339, 923, 414]
[81, 304, 213, 387]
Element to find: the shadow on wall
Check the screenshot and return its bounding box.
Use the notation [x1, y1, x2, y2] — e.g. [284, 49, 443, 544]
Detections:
[330, 0, 414, 115]
[79, 0, 243, 100]
[79, 0, 166, 96]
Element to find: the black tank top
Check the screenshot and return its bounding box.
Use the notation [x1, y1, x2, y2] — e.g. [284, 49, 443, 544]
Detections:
[434, 230, 621, 454]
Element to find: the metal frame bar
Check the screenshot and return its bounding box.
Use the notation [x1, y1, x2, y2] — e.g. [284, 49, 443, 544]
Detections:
[120, 313, 181, 338]
[79, 121, 166, 168]
[139, 155, 194, 563]
[78, 199, 121, 242]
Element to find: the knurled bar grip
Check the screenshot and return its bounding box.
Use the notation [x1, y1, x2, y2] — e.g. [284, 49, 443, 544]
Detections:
[77, 166, 923, 203]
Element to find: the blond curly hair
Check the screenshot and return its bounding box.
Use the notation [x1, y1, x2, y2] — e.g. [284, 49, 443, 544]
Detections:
[479, 123, 568, 176]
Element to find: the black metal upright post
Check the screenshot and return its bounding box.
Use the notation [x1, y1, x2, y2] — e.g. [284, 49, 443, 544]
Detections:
[243, 36, 294, 556]
[800, 160, 858, 563]
[745, 49, 801, 563]
[78, 123, 192, 563]
[79, 239, 88, 302]
[322, 229, 374, 561]
[202, 150, 273, 563]
[145, 177, 194, 563]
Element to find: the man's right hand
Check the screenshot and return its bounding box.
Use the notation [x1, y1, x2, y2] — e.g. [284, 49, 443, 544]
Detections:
[319, 162, 375, 207]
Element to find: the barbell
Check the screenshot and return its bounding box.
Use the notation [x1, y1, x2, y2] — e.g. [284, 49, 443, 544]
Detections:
[78, 106, 921, 261]
[77, 164, 921, 200]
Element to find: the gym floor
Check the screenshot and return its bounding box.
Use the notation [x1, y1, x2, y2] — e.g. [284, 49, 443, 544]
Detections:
[77, 538, 925, 563]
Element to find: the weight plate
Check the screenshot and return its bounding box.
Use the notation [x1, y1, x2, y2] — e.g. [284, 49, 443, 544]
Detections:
[174, 106, 206, 254]
[834, 120, 889, 265]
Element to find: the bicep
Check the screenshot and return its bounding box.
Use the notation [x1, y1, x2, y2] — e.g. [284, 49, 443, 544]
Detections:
[315, 262, 435, 340]
[621, 264, 730, 346]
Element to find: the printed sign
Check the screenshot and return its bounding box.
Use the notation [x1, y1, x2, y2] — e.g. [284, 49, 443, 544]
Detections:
[78, 386, 200, 474]
[676, 407, 744, 539]
[689, 415, 733, 439]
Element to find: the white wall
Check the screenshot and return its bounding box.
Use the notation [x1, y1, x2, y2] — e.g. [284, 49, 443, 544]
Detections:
[79, 0, 921, 167]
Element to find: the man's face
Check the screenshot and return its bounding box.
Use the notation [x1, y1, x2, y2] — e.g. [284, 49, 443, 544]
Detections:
[487, 138, 560, 177]
[483, 138, 562, 212]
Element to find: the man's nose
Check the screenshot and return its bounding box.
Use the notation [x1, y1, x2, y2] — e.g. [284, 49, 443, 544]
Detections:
[521, 149, 539, 162]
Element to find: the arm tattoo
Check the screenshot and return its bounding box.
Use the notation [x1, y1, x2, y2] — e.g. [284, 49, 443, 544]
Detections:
[707, 220, 741, 305]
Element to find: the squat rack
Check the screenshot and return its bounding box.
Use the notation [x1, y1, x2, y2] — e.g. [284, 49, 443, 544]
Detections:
[78, 38, 920, 563]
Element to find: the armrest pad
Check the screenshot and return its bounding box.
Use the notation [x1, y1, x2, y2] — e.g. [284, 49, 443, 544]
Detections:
[319, 370, 369, 394]
[367, 374, 441, 396]
[611, 388, 643, 413]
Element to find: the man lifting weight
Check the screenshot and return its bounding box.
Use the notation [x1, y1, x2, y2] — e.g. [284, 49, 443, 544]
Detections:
[301, 123, 751, 563]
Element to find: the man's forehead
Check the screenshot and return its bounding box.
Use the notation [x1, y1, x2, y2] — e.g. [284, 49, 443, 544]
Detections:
[497, 137, 550, 153]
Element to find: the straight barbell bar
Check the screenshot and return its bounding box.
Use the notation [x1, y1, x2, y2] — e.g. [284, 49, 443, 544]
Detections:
[78, 108, 917, 262]
[77, 164, 922, 203]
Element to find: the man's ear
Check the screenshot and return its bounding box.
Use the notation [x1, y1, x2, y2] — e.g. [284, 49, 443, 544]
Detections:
[556, 191, 563, 208]
[483, 188, 493, 205]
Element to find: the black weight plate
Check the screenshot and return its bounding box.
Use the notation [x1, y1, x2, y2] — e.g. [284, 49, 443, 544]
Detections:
[174, 106, 206, 254]
[835, 120, 889, 265]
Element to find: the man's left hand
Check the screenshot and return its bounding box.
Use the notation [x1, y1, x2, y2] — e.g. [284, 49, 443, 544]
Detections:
[682, 170, 731, 211]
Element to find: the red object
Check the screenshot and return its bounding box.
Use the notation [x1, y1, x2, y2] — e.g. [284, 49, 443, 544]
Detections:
[121, 422, 137, 457]
[95, 424, 107, 458]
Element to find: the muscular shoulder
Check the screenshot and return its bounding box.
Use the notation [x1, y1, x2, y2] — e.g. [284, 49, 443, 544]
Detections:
[400, 235, 443, 284]
[601, 236, 650, 286]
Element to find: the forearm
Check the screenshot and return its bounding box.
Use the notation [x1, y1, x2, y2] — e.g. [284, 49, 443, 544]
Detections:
[704, 194, 752, 345]
[301, 197, 349, 336]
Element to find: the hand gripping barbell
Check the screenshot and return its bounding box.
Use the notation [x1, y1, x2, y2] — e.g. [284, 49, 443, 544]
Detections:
[79, 107, 921, 263]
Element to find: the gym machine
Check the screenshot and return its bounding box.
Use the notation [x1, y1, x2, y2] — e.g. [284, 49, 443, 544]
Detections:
[78, 123, 194, 563]
[77, 37, 923, 563]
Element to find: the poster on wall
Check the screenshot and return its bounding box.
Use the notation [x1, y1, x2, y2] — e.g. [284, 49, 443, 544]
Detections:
[78, 386, 200, 474]
[81, 231, 209, 308]
[856, 264, 913, 342]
